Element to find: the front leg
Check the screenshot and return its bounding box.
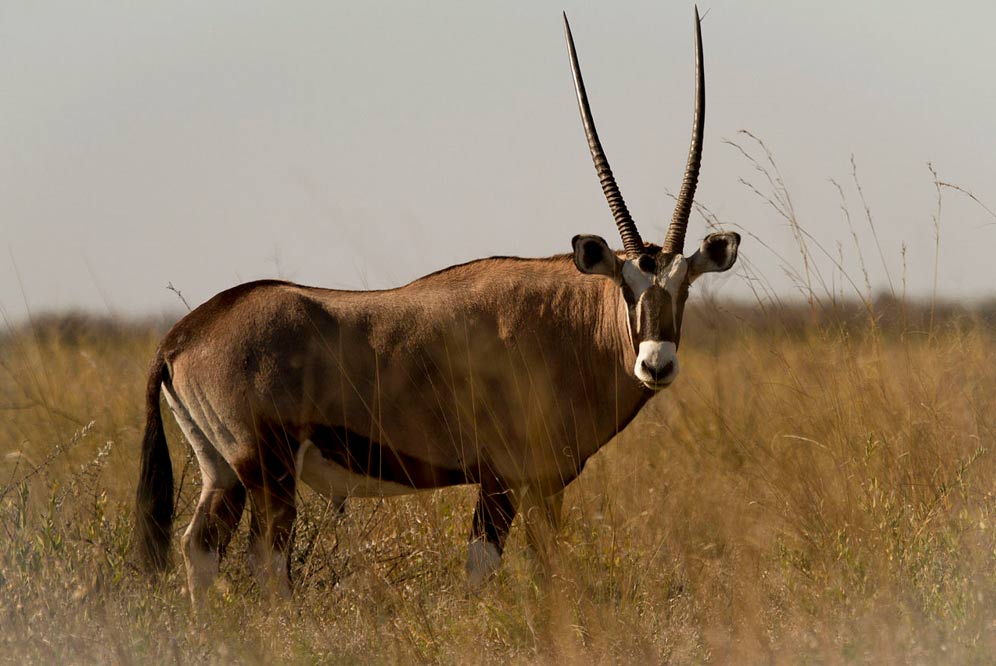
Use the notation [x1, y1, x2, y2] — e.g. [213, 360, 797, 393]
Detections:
[466, 478, 516, 589]
[519, 485, 564, 569]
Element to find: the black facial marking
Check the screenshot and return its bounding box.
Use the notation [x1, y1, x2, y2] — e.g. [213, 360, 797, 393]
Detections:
[638, 286, 675, 343]
[637, 254, 656, 273]
[620, 281, 636, 306]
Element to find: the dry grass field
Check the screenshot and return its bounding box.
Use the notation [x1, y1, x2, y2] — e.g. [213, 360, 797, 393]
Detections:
[2, 139, 995, 664]
[1, 292, 994, 664]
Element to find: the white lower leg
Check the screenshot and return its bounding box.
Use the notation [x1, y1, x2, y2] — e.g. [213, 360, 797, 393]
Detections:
[182, 532, 220, 607]
[465, 539, 502, 590]
[249, 542, 291, 600]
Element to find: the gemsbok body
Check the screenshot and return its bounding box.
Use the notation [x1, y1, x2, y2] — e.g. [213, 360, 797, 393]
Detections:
[135, 9, 741, 601]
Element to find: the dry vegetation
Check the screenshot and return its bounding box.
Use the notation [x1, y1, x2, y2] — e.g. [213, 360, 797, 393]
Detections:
[2, 140, 995, 663]
[1, 296, 994, 664]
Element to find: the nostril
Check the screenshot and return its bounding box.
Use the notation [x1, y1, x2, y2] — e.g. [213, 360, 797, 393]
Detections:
[641, 360, 674, 381]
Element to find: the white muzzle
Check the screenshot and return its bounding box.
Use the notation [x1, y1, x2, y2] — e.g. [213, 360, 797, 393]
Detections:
[634, 340, 679, 389]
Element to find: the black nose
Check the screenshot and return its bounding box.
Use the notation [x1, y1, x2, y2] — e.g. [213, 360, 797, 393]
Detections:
[641, 360, 674, 382]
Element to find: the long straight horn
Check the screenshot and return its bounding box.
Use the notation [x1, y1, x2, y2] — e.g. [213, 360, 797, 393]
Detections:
[662, 6, 705, 256]
[563, 13, 644, 259]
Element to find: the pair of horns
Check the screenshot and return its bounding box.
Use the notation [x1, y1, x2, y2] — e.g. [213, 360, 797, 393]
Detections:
[564, 7, 704, 258]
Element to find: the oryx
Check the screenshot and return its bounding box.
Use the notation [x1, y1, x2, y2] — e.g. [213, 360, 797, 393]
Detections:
[135, 8, 740, 601]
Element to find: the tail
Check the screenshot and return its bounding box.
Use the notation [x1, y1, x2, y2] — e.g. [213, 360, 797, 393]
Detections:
[134, 349, 174, 573]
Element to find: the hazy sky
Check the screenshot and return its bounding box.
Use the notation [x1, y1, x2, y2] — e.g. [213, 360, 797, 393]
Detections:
[2, 1, 995, 321]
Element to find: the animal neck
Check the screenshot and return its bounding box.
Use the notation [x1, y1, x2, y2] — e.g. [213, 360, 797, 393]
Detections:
[595, 275, 653, 430]
[600, 277, 640, 374]
[400, 254, 652, 434]
[506, 258, 651, 432]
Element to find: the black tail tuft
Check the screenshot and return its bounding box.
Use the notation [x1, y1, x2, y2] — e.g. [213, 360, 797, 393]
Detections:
[134, 349, 174, 574]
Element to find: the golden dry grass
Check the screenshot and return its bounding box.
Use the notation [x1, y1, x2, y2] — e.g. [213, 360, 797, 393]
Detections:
[1, 299, 994, 664]
[4, 137, 996, 662]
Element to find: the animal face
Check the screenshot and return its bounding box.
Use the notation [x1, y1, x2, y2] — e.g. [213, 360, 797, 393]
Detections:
[572, 231, 740, 390]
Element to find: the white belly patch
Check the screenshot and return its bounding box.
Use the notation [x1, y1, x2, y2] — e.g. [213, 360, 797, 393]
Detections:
[296, 440, 414, 498]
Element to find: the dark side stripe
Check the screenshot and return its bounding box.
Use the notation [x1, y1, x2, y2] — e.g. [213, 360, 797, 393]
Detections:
[307, 424, 469, 490]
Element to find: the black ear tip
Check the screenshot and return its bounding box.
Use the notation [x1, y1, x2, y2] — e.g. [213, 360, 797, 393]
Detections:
[731, 232, 742, 244]
[571, 234, 583, 247]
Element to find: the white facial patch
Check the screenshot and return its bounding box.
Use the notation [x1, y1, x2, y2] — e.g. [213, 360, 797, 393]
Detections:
[621, 260, 653, 298]
[663, 255, 689, 301]
[634, 340, 679, 388]
[622, 260, 654, 334]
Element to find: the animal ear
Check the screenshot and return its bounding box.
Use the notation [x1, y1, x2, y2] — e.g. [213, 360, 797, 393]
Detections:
[571, 235, 622, 278]
[688, 232, 740, 281]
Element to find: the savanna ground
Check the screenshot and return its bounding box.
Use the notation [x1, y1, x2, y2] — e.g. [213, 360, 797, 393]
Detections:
[2, 296, 995, 664]
[2, 142, 996, 663]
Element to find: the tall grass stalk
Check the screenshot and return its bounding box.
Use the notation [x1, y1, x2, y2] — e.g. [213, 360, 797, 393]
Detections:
[1, 143, 994, 663]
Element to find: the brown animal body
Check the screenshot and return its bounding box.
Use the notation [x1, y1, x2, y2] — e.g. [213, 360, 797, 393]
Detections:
[135, 8, 741, 601]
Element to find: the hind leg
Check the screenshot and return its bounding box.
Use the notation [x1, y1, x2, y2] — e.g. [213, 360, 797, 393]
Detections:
[246, 484, 296, 599]
[164, 390, 246, 606]
[245, 503, 295, 600]
[180, 469, 245, 606]
[243, 430, 299, 600]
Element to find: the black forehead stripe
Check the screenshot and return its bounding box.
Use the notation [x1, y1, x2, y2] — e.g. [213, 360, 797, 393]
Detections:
[638, 285, 678, 342]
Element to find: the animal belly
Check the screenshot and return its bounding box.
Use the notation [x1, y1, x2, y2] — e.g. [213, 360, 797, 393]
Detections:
[296, 440, 414, 498]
